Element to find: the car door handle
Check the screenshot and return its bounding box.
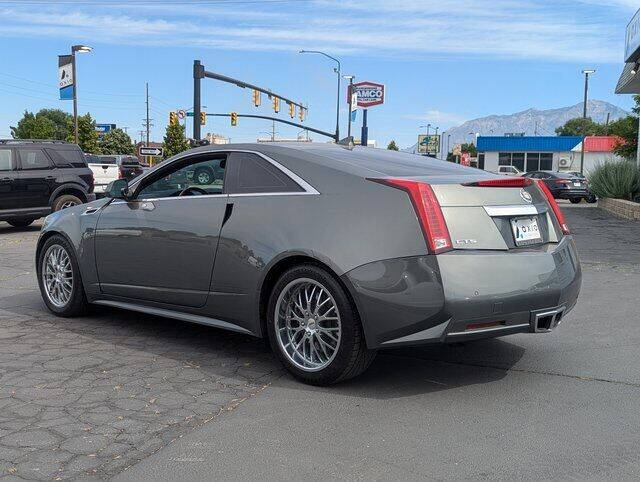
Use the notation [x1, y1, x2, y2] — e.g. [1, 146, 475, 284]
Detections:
[45, 176, 56, 180]
[140, 201, 155, 211]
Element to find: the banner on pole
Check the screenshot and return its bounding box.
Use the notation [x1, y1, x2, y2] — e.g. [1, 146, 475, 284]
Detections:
[58, 55, 74, 100]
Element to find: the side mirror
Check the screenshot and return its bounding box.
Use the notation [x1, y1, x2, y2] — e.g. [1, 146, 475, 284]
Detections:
[106, 179, 130, 199]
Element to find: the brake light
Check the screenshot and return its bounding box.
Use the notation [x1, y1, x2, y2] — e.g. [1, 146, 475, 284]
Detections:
[555, 179, 572, 185]
[535, 179, 570, 234]
[463, 177, 533, 188]
[369, 178, 452, 254]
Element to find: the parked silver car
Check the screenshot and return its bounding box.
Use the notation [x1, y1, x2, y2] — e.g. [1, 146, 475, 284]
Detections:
[36, 143, 581, 385]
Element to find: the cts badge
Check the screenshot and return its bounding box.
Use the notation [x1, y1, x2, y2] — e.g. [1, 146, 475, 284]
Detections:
[520, 189, 532, 203]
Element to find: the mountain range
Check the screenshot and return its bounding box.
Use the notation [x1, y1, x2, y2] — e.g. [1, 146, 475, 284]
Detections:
[404, 100, 629, 155]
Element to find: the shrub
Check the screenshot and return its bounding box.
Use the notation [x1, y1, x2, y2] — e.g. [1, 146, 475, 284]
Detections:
[587, 160, 640, 201]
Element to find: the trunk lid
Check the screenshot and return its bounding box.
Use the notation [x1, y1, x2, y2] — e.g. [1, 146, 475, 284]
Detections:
[431, 182, 561, 251]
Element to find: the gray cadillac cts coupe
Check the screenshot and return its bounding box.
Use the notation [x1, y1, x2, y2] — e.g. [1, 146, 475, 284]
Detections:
[36, 143, 581, 385]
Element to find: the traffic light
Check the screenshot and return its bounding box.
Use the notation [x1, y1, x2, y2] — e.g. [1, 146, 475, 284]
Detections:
[299, 107, 306, 122]
[288, 102, 295, 118]
[200, 112, 206, 125]
[169, 111, 178, 125]
[230, 112, 238, 126]
[272, 96, 280, 113]
[252, 89, 261, 107]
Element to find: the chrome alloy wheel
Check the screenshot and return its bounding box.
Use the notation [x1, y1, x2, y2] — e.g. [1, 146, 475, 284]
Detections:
[197, 171, 211, 184]
[60, 200, 77, 209]
[42, 245, 73, 308]
[275, 278, 342, 372]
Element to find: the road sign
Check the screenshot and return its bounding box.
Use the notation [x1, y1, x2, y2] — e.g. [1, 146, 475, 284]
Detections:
[348, 81, 385, 108]
[177, 110, 186, 119]
[460, 152, 471, 166]
[417, 134, 440, 156]
[138, 146, 163, 157]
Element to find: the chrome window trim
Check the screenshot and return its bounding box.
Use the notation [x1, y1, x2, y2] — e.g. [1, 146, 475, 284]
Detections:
[127, 148, 320, 197]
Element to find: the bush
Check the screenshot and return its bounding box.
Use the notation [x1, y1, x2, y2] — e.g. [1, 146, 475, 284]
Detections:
[587, 160, 640, 201]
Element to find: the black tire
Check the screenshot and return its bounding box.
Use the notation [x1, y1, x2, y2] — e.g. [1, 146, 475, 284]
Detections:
[193, 167, 213, 185]
[569, 198, 581, 204]
[52, 194, 82, 212]
[7, 218, 35, 228]
[36, 234, 89, 317]
[587, 195, 597, 204]
[267, 264, 376, 385]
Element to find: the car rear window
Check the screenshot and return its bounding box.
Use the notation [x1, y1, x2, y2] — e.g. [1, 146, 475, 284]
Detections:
[97, 156, 117, 165]
[120, 156, 140, 166]
[46, 147, 87, 168]
[227, 152, 304, 194]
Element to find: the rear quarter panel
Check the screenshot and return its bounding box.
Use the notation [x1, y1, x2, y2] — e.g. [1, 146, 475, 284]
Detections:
[209, 177, 428, 334]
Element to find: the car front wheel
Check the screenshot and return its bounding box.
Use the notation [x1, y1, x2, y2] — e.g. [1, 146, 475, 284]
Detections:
[37, 235, 88, 317]
[570, 198, 582, 204]
[267, 264, 376, 385]
[7, 218, 35, 228]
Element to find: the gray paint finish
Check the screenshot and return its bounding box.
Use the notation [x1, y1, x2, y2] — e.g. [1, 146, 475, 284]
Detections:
[37, 143, 581, 349]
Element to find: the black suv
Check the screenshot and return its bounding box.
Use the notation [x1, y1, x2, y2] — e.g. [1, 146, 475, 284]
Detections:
[0, 140, 95, 227]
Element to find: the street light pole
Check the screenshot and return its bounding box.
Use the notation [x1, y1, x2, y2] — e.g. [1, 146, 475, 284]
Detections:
[71, 44, 92, 144]
[299, 50, 341, 141]
[580, 69, 595, 175]
[344, 75, 355, 139]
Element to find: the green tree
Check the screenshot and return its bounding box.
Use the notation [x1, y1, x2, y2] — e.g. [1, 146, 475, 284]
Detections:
[608, 116, 638, 159]
[10, 109, 72, 140]
[555, 117, 605, 136]
[67, 113, 100, 153]
[460, 143, 477, 156]
[99, 128, 134, 154]
[387, 140, 399, 151]
[10, 111, 54, 139]
[162, 122, 189, 159]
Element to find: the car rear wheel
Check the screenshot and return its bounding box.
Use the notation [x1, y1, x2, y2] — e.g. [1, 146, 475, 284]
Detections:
[7, 218, 35, 228]
[267, 264, 376, 385]
[37, 235, 88, 317]
[53, 194, 82, 212]
[569, 198, 582, 204]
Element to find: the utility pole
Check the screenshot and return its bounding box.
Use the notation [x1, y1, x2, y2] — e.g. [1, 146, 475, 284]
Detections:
[271, 119, 276, 141]
[142, 82, 154, 164]
[580, 69, 595, 175]
[344, 75, 355, 139]
[605, 112, 610, 134]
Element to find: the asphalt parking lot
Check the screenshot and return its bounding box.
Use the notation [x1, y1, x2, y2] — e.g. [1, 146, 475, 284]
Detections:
[1, 203, 639, 480]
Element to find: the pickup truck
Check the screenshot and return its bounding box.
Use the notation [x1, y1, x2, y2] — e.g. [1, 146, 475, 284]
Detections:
[86, 154, 144, 195]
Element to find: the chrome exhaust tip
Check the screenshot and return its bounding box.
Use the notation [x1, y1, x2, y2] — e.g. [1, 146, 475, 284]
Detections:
[532, 307, 565, 333]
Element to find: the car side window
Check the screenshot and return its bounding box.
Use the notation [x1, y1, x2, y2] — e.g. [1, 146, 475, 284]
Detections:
[0, 149, 13, 171]
[226, 152, 303, 194]
[46, 148, 86, 168]
[18, 148, 50, 170]
[137, 156, 226, 199]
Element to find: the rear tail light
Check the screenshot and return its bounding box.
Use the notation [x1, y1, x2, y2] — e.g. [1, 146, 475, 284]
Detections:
[463, 177, 533, 188]
[535, 179, 570, 234]
[369, 178, 452, 254]
[555, 179, 572, 185]
[118, 167, 125, 179]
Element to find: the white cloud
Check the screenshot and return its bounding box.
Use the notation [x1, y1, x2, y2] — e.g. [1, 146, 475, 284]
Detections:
[403, 110, 469, 127]
[0, 0, 631, 63]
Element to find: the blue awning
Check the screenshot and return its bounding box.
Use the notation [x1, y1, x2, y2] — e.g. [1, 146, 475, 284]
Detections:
[476, 136, 582, 152]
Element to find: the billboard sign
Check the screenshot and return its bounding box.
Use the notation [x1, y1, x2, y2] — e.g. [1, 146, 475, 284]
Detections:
[417, 134, 440, 156]
[460, 152, 471, 166]
[348, 81, 385, 108]
[95, 123, 116, 141]
[625, 8, 640, 62]
[58, 55, 74, 100]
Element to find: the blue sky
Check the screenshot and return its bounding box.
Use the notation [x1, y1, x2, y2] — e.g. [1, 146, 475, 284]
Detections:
[0, 0, 638, 148]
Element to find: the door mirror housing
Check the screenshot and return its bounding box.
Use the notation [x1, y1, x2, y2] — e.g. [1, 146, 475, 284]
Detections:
[106, 179, 130, 199]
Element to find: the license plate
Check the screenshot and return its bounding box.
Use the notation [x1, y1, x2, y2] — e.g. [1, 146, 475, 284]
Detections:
[573, 182, 581, 187]
[511, 217, 542, 246]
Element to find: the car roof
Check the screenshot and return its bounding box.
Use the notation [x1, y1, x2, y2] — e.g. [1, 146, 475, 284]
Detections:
[185, 142, 492, 183]
[0, 139, 77, 148]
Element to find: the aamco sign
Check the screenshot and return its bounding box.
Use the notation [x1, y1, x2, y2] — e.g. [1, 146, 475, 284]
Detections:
[348, 81, 385, 108]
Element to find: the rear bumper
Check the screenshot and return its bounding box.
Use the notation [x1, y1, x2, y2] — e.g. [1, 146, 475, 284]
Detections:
[343, 236, 581, 349]
[554, 189, 590, 199]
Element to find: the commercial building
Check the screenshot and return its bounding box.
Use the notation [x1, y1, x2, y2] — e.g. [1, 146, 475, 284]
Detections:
[477, 136, 624, 174]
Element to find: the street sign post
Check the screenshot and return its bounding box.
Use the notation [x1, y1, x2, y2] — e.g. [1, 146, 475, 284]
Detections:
[417, 134, 440, 156]
[138, 146, 164, 157]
